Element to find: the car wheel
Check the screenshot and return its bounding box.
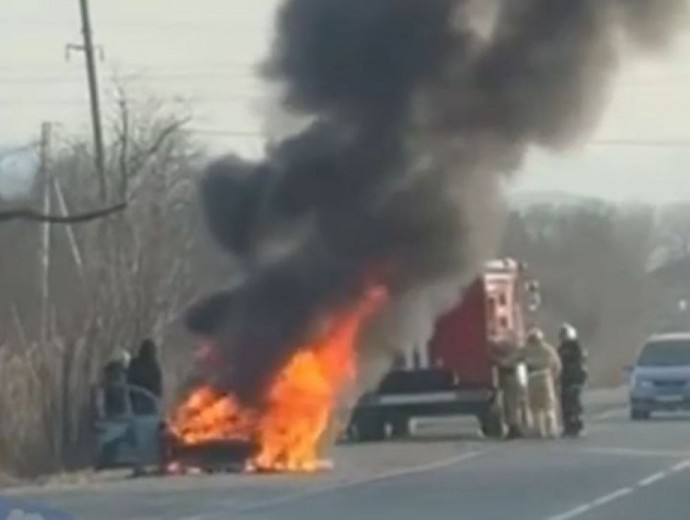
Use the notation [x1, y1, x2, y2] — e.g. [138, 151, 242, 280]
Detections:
[389, 414, 410, 439]
[479, 406, 506, 439]
[351, 410, 386, 442]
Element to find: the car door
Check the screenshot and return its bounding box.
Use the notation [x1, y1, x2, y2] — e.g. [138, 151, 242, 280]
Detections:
[95, 384, 163, 468]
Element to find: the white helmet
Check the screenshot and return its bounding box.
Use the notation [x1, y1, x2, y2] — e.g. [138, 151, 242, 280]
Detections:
[119, 349, 132, 367]
[559, 323, 577, 342]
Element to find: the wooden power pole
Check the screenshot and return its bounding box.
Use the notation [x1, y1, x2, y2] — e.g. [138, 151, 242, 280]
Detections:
[74, 0, 107, 202]
[39, 122, 53, 344]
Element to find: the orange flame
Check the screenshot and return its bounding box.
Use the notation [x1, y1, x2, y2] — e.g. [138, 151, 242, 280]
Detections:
[170, 284, 387, 472]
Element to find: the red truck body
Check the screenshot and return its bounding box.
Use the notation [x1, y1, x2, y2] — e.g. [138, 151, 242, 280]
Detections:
[429, 279, 492, 386]
[429, 259, 528, 386]
[348, 258, 536, 441]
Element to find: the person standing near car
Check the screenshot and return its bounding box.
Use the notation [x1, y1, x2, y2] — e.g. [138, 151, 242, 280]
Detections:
[558, 324, 588, 437]
[127, 339, 163, 399]
[126, 339, 163, 477]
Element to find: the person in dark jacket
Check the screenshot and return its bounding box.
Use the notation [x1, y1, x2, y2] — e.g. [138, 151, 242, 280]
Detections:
[97, 358, 128, 418]
[127, 339, 163, 399]
[558, 324, 588, 437]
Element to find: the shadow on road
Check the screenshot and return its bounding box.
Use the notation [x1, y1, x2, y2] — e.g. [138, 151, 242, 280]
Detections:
[639, 414, 690, 423]
[391, 433, 482, 443]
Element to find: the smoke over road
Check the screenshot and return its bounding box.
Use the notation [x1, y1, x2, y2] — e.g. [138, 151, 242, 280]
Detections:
[187, 0, 687, 403]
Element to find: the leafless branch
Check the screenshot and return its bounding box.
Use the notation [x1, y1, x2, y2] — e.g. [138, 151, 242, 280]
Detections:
[129, 117, 190, 173]
[0, 201, 127, 224]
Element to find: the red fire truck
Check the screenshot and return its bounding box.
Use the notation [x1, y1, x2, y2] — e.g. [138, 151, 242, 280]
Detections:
[347, 258, 540, 441]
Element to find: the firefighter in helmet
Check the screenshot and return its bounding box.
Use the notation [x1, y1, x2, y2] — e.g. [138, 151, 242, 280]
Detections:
[558, 324, 588, 437]
[523, 328, 561, 438]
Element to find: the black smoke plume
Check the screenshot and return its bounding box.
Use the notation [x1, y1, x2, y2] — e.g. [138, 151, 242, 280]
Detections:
[188, 0, 687, 403]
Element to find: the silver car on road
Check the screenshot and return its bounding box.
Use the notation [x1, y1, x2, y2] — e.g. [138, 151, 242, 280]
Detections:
[629, 333, 690, 420]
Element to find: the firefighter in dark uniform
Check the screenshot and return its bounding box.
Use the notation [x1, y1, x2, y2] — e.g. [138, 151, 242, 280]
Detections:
[558, 324, 588, 437]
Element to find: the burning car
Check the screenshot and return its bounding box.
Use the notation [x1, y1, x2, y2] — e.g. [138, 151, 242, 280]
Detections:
[165, 285, 388, 473]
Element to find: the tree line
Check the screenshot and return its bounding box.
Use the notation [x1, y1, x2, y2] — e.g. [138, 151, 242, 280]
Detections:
[503, 200, 690, 386]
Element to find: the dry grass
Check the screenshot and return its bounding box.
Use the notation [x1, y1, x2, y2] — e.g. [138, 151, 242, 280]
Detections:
[0, 341, 87, 477]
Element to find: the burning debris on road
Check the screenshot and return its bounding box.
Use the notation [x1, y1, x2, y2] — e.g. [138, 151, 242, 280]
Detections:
[169, 0, 687, 473]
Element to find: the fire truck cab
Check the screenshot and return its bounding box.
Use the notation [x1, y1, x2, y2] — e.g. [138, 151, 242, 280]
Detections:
[347, 258, 540, 441]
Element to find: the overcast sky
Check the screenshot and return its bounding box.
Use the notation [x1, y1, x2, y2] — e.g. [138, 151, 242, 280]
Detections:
[2, 0, 690, 203]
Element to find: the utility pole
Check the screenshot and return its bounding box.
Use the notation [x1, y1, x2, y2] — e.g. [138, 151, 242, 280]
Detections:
[53, 176, 86, 281]
[69, 0, 107, 202]
[39, 122, 53, 345]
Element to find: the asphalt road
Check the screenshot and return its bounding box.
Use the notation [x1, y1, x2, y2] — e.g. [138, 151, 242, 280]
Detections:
[5, 393, 690, 520]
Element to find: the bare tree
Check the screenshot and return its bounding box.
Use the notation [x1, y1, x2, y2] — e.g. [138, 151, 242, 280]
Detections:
[657, 203, 690, 259]
[503, 202, 663, 386]
[0, 91, 207, 476]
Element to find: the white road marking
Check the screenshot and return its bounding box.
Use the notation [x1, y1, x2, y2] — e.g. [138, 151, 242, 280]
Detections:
[669, 459, 690, 473]
[544, 458, 690, 520]
[545, 487, 631, 520]
[577, 447, 690, 459]
[590, 487, 633, 506]
[234, 450, 484, 513]
[547, 503, 593, 520]
[637, 471, 667, 487]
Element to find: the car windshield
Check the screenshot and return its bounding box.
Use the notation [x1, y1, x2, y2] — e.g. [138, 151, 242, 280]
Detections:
[638, 340, 690, 367]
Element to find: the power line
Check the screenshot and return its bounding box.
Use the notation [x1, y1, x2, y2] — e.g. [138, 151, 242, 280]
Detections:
[185, 130, 690, 148]
[589, 139, 690, 148]
[186, 128, 264, 138]
[4, 71, 690, 87]
[0, 61, 262, 72]
[0, 19, 272, 30]
[1, 94, 265, 106]
[0, 69, 264, 83]
[2, 126, 689, 151]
